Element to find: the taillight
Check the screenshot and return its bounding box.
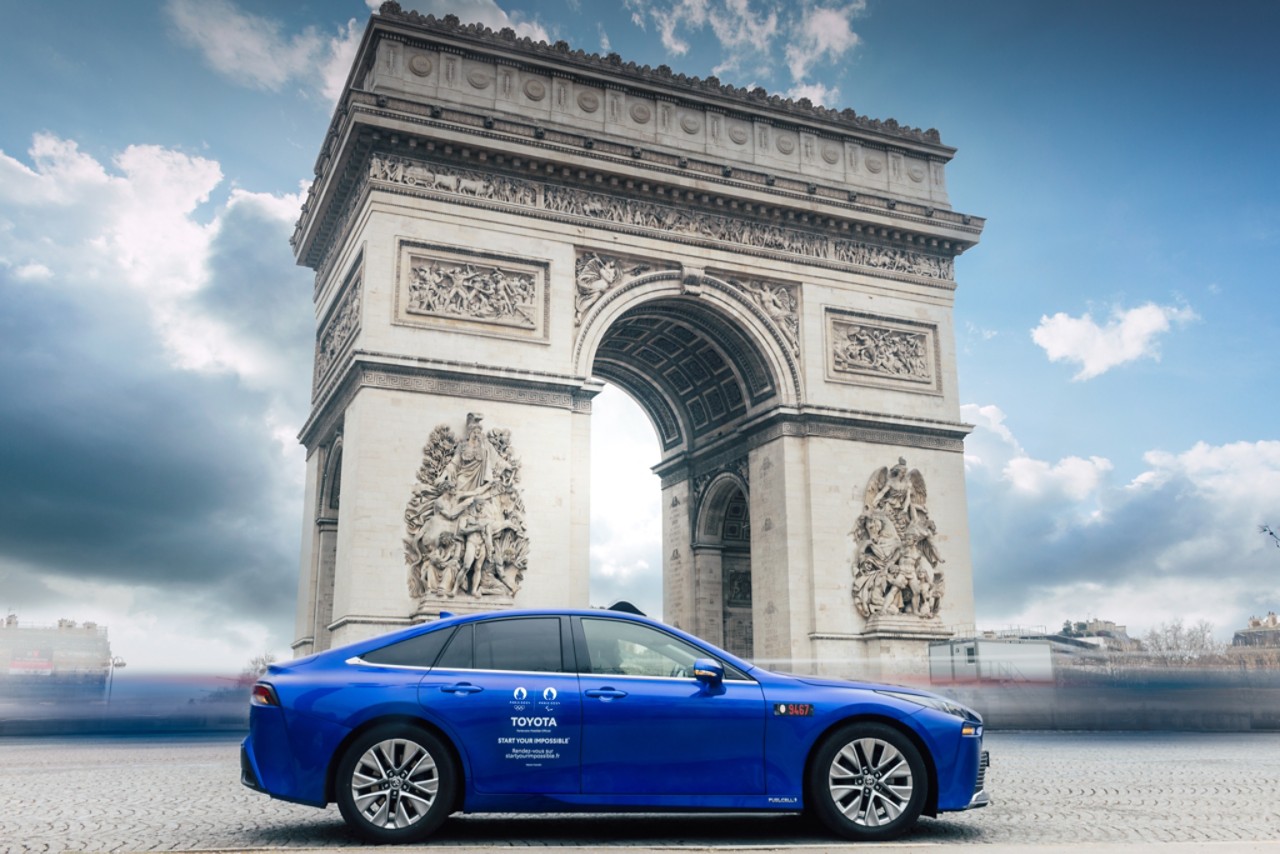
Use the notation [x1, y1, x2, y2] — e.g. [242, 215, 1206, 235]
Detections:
[251, 683, 279, 707]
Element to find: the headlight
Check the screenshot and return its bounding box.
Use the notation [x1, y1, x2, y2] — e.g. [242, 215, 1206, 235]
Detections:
[876, 689, 978, 722]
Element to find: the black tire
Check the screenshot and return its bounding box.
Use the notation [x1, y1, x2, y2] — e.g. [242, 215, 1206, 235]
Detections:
[807, 721, 927, 841]
[335, 724, 457, 843]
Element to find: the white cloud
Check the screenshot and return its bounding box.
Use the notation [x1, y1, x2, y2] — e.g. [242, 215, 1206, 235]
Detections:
[1005, 455, 1113, 502]
[961, 403, 1023, 471]
[964, 403, 1280, 640]
[784, 2, 864, 82]
[0, 133, 304, 384]
[167, 0, 363, 102]
[1135, 440, 1280, 510]
[963, 404, 1112, 502]
[709, 0, 778, 53]
[384, 1, 552, 43]
[787, 81, 840, 107]
[321, 18, 366, 102]
[652, 0, 708, 54]
[1031, 301, 1198, 381]
[598, 22, 612, 53]
[13, 262, 53, 281]
[0, 133, 313, 672]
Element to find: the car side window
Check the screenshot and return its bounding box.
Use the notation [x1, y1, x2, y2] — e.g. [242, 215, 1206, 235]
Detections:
[435, 623, 473, 669]
[473, 618, 563, 673]
[580, 618, 714, 679]
[362, 626, 456, 668]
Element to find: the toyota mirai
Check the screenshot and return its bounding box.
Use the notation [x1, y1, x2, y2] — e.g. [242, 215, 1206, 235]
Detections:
[241, 608, 989, 842]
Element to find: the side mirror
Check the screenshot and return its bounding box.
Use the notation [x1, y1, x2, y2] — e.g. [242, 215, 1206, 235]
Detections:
[693, 658, 724, 686]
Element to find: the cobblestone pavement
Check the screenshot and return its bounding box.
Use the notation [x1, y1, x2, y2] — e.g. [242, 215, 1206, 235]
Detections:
[1, 731, 1278, 852]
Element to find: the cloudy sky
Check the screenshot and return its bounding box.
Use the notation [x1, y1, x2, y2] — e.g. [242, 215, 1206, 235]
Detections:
[1, 0, 1277, 671]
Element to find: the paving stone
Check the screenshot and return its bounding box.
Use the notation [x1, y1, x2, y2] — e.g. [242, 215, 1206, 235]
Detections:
[0, 731, 1278, 851]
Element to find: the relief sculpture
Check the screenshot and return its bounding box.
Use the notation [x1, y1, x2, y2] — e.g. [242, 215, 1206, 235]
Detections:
[851, 457, 945, 620]
[405, 413, 528, 602]
[832, 239, 953, 280]
[314, 275, 361, 392]
[729, 278, 800, 354]
[369, 152, 955, 282]
[407, 259, 537, 328]
[369, 154, 538, 206]
[833, 322, 930, 381]
[574, 253, 650, 324]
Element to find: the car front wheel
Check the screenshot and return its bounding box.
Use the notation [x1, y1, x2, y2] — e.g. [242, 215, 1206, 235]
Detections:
[335, 724, 456, 843]
[808, 722, 927, 841]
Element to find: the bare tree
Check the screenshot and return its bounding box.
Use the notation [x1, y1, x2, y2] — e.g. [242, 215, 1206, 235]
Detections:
[1141, 618, 1224, 665]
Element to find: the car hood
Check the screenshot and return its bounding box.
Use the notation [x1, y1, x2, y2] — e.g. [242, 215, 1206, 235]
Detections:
[786, 674, 911, 693]
[782, 674, 981, 721]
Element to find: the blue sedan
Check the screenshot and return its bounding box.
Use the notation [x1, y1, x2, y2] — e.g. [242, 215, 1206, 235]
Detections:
[241, 608, 989, 842]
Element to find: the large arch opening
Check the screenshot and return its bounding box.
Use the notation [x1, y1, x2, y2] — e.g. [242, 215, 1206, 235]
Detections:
[586, 292, 783, 659]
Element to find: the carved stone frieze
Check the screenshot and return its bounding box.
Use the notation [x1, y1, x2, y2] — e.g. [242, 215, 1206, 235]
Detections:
[727, 277, 800, 355]
[851, 457, 945, 621]
[313, 270, 362, 398]
[370, 155, 538, 206]
[826, 309, 940, 393]
[832, 239, 954, 280]
[545, 184, 829, 259]
[367, 154, 957, 285]
[407, 259, 537, 328]
[404, 412, 529, 604]
[573, 252, 651, 325]
[396, 242, 548, 340]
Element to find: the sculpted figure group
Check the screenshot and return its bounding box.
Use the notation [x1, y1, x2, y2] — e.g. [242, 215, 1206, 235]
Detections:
[407, 259, 536, 328]
[834, 323, 930, 380]
[404, 413, 529, 602]
[851, 457, 946, 620]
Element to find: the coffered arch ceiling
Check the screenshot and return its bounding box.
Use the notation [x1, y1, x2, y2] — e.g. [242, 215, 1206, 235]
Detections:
[591, 297, 779, 453]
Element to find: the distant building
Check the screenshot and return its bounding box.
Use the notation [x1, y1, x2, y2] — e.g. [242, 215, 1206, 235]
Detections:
[1229, 612, 1280, 669]
[1057, 618, 1139, 653]
[929, 635, 1054, 683]
[0, 615, 113, 701]
[930, 618, 1142, 684]
[1233, 612, 1280, 648]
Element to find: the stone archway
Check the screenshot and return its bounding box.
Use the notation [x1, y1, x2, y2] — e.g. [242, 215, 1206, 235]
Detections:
[692, 472, 752, 658]
[289, 7, 984, 677]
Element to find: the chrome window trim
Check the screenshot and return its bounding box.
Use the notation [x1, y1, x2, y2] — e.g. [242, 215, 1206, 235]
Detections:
[577, 670, 757, 685]
[345, 655, 434, 671]
[345, 660, 756, 684]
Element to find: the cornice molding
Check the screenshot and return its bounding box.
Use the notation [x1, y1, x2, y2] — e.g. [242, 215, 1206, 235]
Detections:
[375, 2, 947, 147]
[299, 353, 602, 449]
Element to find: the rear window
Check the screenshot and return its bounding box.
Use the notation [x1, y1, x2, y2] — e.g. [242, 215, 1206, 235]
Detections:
[431, 618, 564, 673]
[475, 618, 563, 673]
[362, 626, 456, 668]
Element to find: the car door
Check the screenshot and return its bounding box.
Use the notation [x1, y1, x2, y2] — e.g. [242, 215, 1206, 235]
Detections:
[418, 616, 581, 794]
[574, 616, 766, 795]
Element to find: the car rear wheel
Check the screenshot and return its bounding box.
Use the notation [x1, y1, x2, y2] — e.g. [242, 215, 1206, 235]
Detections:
[808, 722, 926, 841]
[335, 724, 456, 843]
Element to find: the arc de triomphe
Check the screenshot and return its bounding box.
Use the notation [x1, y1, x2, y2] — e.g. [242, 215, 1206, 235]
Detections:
[291, 4, 984, 677]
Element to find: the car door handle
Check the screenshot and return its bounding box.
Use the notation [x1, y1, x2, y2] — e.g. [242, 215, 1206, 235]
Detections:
[440, 682, 484, 694]
[585, 688, 628, 700]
